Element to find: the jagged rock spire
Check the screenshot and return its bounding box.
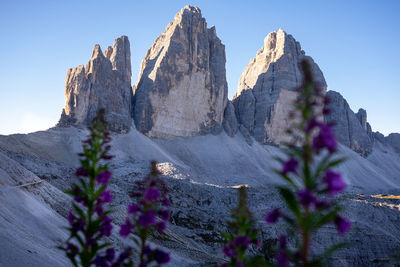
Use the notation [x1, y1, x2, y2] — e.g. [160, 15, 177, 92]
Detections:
[133, 5, 228, 138]
[233, 29, 327, 145]
[58, 36, 132, 133]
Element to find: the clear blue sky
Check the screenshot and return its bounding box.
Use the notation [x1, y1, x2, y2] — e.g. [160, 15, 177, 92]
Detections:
[0, 0, 399, 135]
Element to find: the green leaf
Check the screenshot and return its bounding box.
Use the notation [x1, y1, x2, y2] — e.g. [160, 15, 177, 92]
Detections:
[277, 186, 301, 220]
[272, 170, 298, 189]
[315, 207, 340, 228]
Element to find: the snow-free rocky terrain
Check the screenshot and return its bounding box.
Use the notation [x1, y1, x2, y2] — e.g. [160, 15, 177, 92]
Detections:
[1, 5, 400, 267]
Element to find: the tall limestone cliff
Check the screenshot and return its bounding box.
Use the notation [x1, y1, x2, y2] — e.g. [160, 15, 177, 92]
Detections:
[133, 6, 228, 138]
[232, 29, 327, 145]
[58, 36, 132, 133]
[324, 91, 373, 157]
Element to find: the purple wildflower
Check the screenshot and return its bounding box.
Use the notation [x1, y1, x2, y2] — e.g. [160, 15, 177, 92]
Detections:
[233, 236, 250, 249]
[312, 123, 337, 153]
[75, 167, 88, 177]
[95, 205, 104, 216]
[265, 208, 281, 224]
[154, 249, 170, 264]
[105, 248, 115, 261]
[144, 188, 160, 202]
[324, 170, 346, 196]
[67, 212, 75, 225]
[94, 256, 106, 267]
[100, 216, 113, 236]
[119, 219, 133, 238]
[282, 158, 298, 175]
[223, 243, 236, 257]
[72, 218, 84, 231]
[138, 210, 156, 227]
[162, 198, 171, 206]
[276, 251, 289, 267]
[158, 209, 170, 221]
[127, 204, 139, 215]
[116, 248, 132, 264]
[99, 190, 113, 203]
[156, 221, 167, 232]
[102, 154, 114, 160]
[334, 215, 351, 235]
[296, 189, 317, 207]
[305, 118, 321, 132]
[66, 243, 78, 257]
[96, 171, 111, 186]
[278, 235, 287, 250]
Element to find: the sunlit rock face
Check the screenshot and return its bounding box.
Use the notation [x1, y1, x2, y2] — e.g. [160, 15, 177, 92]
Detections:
[58, 36, 132, 133]
[133, 6, 228, 138]
[324, 91, 373, 157]
[232, 29, 327, 145]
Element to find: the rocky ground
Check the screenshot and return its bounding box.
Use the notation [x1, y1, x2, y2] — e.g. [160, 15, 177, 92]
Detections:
[1, 126, 400, 266]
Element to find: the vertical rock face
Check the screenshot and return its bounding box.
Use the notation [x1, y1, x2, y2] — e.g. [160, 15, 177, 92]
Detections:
[58, 36, 132, 133]
[386, 133, 400, 154]
[232, 29, 327, 144]
[222, 101, 238, 137]
[133, 6, 228, 138]
[324, 91, 373, 156]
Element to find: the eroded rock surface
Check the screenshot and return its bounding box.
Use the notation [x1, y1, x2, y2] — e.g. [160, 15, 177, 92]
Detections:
[133, 6, 228, 138]
[58, 36, 132, 133]
[325, 91, 373, 156]
[232, 29, 327, 145]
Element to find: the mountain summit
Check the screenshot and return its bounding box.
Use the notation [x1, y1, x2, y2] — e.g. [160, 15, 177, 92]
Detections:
[133, 5, 228, 138]
[232, 29, 327, 145]
[58, 36, 132, 133]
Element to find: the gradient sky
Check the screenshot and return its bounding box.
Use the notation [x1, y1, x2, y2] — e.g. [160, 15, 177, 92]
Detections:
[0, 0, 399, 135]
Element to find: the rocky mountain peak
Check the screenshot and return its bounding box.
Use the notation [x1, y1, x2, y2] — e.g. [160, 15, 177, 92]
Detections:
[233, 29, 326, 145]
[133, 5, 228, 138]
[58, 36, 132, 133]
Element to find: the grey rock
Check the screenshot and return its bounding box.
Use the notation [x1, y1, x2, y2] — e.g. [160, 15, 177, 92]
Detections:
[325, 91, 373, 156]
[239, 125, 253, 145]
[356, 108, 368, 130]
[58, 36, 132, 133]
[232, 29, 327, 145]
[133, 6, 228, 138]
[222, 101, 238, 137]
[373, 131, 386, 143]
[386, 133, 400, 154]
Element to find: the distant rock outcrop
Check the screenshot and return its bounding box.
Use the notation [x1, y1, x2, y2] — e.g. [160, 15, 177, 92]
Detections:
[222, 101, 238, 137]
[386, 133, 400, 154]
[133, 6, 228, 138]
[232, 29, 327, 145]
[324, 91, 373, 156]
[58, 36, 132, 133]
